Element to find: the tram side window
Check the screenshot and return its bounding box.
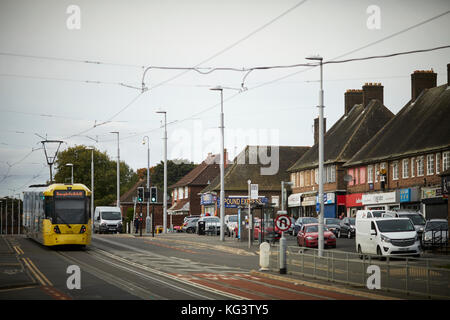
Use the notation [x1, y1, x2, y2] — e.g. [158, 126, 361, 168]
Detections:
[45, 197, 54, 220]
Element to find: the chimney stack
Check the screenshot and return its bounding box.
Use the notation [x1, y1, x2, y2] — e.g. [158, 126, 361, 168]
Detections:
[344, 89, 363, 114]
[411, 69, 436, 101]
[314, 117, 326, 146]
[362, 83, 383, 107]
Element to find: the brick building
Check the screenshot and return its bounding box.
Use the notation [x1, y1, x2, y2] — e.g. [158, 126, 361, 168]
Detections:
[343, 67, 450, 220]
[168, 152, 225, 218]
[287, 83, 394, 219]
[200, 145, 309, 218]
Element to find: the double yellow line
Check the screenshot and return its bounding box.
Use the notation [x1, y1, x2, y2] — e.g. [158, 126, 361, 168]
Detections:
[13, 246, 24, 255]
[22, 257, 53, 287]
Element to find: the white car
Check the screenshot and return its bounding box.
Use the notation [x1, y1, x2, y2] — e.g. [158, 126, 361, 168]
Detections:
[224, 214, 238, 236]
[197, 216, 221, 235]
[356, 217, 421, 258]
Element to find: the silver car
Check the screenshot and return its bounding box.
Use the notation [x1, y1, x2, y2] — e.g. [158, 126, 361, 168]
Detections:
[182, 217, 199, 233]
[197, 216, 221, 235]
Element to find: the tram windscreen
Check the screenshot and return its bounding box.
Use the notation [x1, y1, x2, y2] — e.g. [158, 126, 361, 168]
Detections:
[55, 199, 87, 224]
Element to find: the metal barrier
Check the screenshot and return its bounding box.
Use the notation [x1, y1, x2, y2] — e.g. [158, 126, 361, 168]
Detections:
[268, 245, 450, 299]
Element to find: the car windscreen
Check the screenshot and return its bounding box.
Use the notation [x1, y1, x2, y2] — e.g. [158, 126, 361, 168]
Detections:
[55, 199, 87, 224]
[426, 221, 448, 231]
[305, 225, 328, 233]
[376, 220, 415, 233]
[403, 214, 425, 225]
[349, 218, 356, 225]
[303, 217, 318, 224]
[372, 211, 384, 217]
[325, 218, 340, 225]
[101, 211, 122, 220]
[228, 216, 238, 222]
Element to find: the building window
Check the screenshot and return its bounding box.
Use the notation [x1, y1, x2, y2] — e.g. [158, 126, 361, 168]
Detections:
[436, 153, 441, 174]
[311, 170, 314, 185]
[360, 167, 366, 184]
[411, 158, 415, 177]
[179, 187, 184, 199]
[402, 159, 409, 179]
[443, 151, 450, 171]
[296, 172, 300, 187]
[300, 172, 304, 187]
[174, 189, 177, 200]
[326, 165, 335, 183]
[185, 186, 188, 198]
[375, 164, 379, 182]
[348, 169, 354, 186]
[367, 165, 373, 183]
[355, 168, 359, 185]
[427, 154, 434, 176]
[392, 162, 399, 180]
[417, 156, 424, 176]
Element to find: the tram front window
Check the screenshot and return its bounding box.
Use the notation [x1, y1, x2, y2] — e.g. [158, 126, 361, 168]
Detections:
[55, 199, 87, 224]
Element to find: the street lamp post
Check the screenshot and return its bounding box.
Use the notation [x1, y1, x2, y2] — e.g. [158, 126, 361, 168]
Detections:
[306, 54, 325, 257]
[156, 111, 167, 234]
[0, 200, 3, 235]
[15, 194, 21, 235]
[110, 132, 120, 208]
[86, 147, 95, 232]
[66, 163, 74, 185]
[143, 136, 151, 233]
[210, 86, 225, 242]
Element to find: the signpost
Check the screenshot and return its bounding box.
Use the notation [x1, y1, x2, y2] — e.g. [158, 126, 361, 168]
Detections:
[275, 212, 291, 274]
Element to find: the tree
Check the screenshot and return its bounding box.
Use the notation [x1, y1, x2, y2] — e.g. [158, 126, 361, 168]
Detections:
[53, 145, 138, 207]
[138, 160, 197, 194]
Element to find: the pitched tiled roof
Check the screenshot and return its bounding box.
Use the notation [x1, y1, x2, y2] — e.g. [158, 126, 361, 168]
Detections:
[344, 84, 450, 166]
[201, 145, 310, 193]
[169, 161, 220, 188]
[288, 99, 394, 172]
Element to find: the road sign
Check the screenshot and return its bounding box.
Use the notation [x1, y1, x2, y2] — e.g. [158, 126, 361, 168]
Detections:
[275, 214, 291, 232]
[250, 184, 258, 200]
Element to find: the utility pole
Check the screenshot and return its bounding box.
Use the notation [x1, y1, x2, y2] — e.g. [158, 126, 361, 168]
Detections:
[143, 136, 151, 233]
[156, 111, 167, 234]
[110, 132, 120, 208]
[41, 140, 63, 183]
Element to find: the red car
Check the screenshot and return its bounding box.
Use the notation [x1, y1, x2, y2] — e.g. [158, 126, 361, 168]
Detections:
[254, 219, 281, 241]
[297, 223, 336, 248]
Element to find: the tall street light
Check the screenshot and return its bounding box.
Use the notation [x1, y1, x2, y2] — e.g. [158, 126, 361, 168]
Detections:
[110, 132, 120, 208]
[306, 54, 325, 257]
[85, 147, 95, 231]
[143, 136, 151, 233]
[210, 86, 225, 241]
[156, 111, 167, 234]
[66, 163, 74, 185]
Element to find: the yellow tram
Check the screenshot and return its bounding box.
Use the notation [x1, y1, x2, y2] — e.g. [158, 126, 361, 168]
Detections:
[23, 183, 92, 247]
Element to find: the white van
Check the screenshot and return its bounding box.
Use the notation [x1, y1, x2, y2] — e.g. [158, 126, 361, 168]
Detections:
[355, 217, 421, 258]
[356, 209, 387, 219]
[93, 206, 123, 234]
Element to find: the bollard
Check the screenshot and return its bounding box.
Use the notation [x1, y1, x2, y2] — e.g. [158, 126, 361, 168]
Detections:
[279, 232, 287, 274]
[259, 242, 270, 271]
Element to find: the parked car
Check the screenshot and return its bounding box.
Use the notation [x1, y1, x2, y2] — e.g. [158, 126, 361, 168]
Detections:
[183, 215, 200, 223]
[324, 218, 341, 237]
[224, 214, 238, 236]
[197, 216, 221, 235]
[293, 217, 318, 236]
[339, 217, 356, 238]
[297, 223, 336, 248]
[384, 211, 426, 235]
[355, 217, 421, 258]
[254, 219, 281, 242]
[287, 217, 296, 235]
[182, 217, 199, 233]
[422, 219, 448, 249]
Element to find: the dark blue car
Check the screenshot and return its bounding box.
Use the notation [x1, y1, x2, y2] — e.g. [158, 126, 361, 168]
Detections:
[293, 217, 318, 236]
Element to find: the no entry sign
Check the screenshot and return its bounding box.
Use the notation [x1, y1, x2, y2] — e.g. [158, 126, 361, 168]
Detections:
[275, 214, 291, 232]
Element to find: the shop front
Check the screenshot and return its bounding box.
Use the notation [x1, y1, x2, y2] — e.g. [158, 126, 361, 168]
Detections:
[345, 193, 363, 217]
[399, 187, 420, 211]
[316, 192, 338, 218]
[301, 193, 317, 217]
[421, 186, 446, 220]
[200, 193, 217, 216]
[288, 193, 302, 219]
[362, 191, 399, 211]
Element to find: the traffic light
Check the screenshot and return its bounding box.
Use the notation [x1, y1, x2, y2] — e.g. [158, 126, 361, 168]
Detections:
[150, 186, 157, 203]
[137, 187, 144, 203]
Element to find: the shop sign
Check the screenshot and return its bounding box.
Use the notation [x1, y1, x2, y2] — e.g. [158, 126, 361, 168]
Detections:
[362, 191, 396, 205]
[200, 193, 216, 205]
[217, 196, 268, 208]
[346, 193, 363, 207]
[421, 187, 442, 199]
[399, 188, 411, 203]
[315, 192, 335, 205]
[288, 193, 301, 207]
[302, 196, 316, 207]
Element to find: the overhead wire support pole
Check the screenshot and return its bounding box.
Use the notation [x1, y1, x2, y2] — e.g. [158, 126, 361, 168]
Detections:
[41, 140, 63, 184]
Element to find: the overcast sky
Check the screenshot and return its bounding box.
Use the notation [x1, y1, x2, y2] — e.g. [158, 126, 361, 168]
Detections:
[0, 0, 449, 198]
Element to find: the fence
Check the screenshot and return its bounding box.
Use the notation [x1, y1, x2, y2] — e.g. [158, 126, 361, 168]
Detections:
[268, 245, 450, 299]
